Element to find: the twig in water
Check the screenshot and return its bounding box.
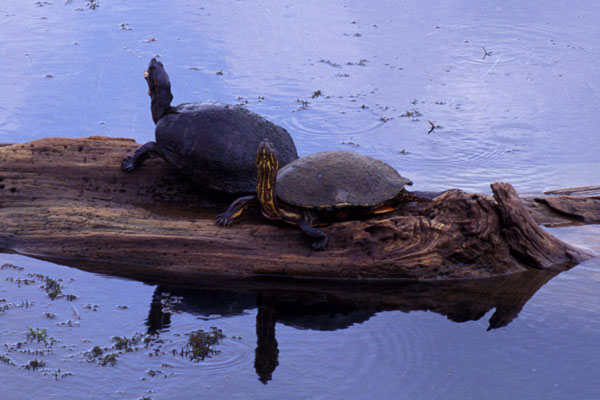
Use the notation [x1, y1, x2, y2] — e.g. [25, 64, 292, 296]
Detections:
[482, 47, 493, 60]
[428, 120, 436, 134]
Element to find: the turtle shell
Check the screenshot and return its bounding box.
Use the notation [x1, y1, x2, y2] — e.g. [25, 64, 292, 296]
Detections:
[275, 150, 412, 208]
[155, 101, 298, 193]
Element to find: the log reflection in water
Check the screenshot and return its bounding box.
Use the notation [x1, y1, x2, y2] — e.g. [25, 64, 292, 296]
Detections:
[145, 269, 558, 383]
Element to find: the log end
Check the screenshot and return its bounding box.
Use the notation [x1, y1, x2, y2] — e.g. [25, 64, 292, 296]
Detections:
[491, 182, 595, 270]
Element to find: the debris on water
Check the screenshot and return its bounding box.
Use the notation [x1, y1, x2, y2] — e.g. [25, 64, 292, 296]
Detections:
[44, 277, 62, 300]
[25, 359, 46, 370]
[86, 0, 99, 10]
[45, 74, 54, 78]
[50, 368, 72, 380]
[346, 59, 368, 66]
[5, 276, 35, 287]
[400, 109, 422, 120]
[341, 141, 360, 147]
[180, 327, 225, 362]
[85, 333, 155, 366]
[215, 70, 224, 76]
[100, 353, 118, 366]
[235, 96, 249, 105]
[112, 334, 146, 352]
[146, 369, 162, 377]
[294, 99, 310, 111]
[311, 90, 322, 98]
[319, 59, 341, 68]
[57, 319, 79, 327]
[120, 23, 133, 31]
[427, 120, 440, 134]
[399, 149, 409, 155]
[482, 47, 493, 59]
[143, 37, 157, 43]
[0, 355, 15, 366]
[2, 263, 24, 271]
[26, 327, 48, 343]
[90, 346, 103, 357]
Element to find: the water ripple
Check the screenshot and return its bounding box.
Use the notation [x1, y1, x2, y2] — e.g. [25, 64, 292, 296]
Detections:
[450, 22, 559, 68]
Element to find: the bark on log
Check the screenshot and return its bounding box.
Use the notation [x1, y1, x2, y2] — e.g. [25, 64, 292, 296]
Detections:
[0, 137, 596, 281]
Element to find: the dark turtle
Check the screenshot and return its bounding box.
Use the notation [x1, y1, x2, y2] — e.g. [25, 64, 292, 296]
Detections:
[121, 58, 298, 193]
[216, 141, 413, 250]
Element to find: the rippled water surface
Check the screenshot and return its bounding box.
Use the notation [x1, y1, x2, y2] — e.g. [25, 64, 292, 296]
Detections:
[1, 1, 600, 399]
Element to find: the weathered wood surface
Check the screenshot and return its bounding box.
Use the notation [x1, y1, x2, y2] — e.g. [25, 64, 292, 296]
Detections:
[0, 137, 596, 280]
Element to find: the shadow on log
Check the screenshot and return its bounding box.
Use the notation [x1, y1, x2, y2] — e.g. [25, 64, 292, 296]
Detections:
[0, 137, 596, 280]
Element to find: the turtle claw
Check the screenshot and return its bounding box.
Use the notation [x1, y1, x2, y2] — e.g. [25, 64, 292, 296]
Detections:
[215, 213, 233, 227]
[311, 237, 328, 251]
[121, 156, 136, 172]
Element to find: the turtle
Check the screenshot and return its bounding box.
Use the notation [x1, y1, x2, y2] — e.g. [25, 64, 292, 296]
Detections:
[215, 140, 413, 250]
[121, 58, 298, 193]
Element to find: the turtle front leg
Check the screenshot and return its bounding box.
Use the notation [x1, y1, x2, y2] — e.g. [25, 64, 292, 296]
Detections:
[121, 141, 162, 172]
[216, 195, 259, 226]
[296, 212, 328, 250]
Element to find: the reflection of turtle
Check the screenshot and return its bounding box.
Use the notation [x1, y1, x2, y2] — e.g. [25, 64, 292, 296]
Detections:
[216, 141, 412, 250]
[121, 58, 298, 193]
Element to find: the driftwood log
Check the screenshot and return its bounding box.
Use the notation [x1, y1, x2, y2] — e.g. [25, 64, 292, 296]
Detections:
[0, 137, 596, 281]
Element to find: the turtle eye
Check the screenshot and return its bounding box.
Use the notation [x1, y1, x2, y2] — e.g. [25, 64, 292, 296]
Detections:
[144, 70, 149, 78]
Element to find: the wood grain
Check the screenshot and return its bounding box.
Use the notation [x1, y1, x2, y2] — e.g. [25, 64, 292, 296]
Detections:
[0, 137, 595, 280]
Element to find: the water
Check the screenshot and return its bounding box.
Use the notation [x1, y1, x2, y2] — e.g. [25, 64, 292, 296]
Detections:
[1, 0, 599, 398]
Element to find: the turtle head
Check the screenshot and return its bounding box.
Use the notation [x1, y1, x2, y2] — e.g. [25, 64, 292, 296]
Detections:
[256, 140, 281, 219]
[256, 140, 279, 175]
[145, 58, 173, 124]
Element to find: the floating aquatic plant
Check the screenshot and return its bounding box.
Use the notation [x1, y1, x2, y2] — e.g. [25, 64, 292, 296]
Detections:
[180, 327, 225, 362]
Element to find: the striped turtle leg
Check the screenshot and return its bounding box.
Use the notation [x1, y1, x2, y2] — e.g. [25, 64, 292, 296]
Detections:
[216, 195, 259, 226]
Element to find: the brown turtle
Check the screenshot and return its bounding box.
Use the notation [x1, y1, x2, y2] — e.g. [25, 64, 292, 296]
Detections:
[216, 141, 413, 250]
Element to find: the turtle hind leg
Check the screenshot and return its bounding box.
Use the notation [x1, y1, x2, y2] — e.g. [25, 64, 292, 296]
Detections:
[297, 215, 328, 251]
[121, 141, 161, 172]
[216, 195, 259, 226]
